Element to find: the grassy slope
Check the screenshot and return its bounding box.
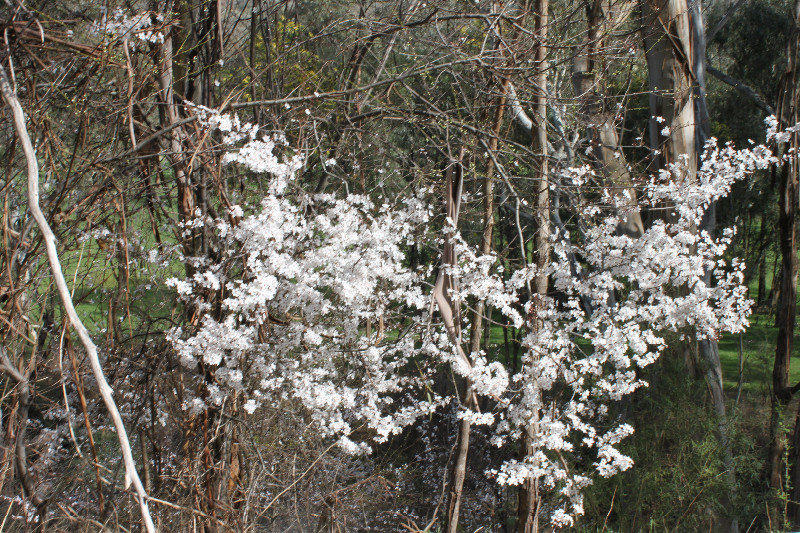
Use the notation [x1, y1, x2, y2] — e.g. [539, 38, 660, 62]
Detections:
[718, 316, 800, 392]
[718, 261, 800, 393]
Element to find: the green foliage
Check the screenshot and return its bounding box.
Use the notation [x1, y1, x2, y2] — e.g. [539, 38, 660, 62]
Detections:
[707, 0, 791, 145]
[580, 352, 767, 531]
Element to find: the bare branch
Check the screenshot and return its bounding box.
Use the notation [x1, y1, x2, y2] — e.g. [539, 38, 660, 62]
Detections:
[708, 65, 775, 115]
[0, 346, 45, 510]
[506, 82, 533, 133]
[706, 0, 747, 43]
[0, 64, 157, 533]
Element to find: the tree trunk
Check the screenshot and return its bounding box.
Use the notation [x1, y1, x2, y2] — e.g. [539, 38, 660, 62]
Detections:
[572, 0, 643, 237]
[641, 0, 696, 181]
[768, 3, 800, 526]
[642, 1, 738, 528]
[518, 0, 549, 527]
[445, 84, 506, 532]
[446, 416, 472, 533]
[691, 2, 739, 530]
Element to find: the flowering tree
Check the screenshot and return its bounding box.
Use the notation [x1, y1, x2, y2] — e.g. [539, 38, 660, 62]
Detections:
[0, 0, 793, 529]
[489, 139, 772, 525]
[166, 105, 776, 528]
[168, 107, 442, 454]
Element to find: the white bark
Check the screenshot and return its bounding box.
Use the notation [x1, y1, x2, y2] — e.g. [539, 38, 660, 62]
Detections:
[572, 0, 644, 236]
[642, 0, 696, 181]
[507, 82, 534, 134]
[643, 3, 737, 529]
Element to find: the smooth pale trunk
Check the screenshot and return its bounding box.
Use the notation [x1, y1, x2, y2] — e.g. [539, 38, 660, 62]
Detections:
[642, 0, 696, 180]
[643, 0, 738, 529]
[572, 0, 644, 236]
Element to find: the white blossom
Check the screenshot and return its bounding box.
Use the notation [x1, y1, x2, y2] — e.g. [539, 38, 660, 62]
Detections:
[164, 104, 780, 529]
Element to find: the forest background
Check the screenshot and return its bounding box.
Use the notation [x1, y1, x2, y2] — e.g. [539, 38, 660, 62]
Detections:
[0, 0, 799, 531]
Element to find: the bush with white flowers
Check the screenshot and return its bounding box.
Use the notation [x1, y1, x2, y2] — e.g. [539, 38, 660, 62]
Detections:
[168, 105, 774, 527]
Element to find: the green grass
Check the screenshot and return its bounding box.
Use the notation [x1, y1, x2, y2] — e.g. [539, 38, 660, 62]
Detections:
[48, 208, 184, 338]
[718, 313, 800, 393]
[716, 259, 800, 394]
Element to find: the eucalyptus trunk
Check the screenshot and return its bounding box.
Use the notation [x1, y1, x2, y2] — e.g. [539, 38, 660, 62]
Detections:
[572, 0, 643, 236]
[643, 0, 738, 528]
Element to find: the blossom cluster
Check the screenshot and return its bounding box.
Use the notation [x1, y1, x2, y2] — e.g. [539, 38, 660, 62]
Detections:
[168, 108, 442, 453]
[485, 137, 772, 525]
[90, 9, 165, 48]
[166, 105, 774, 527]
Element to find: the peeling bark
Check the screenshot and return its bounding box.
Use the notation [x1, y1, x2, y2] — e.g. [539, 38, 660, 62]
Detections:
[573, 0, 644, 237]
